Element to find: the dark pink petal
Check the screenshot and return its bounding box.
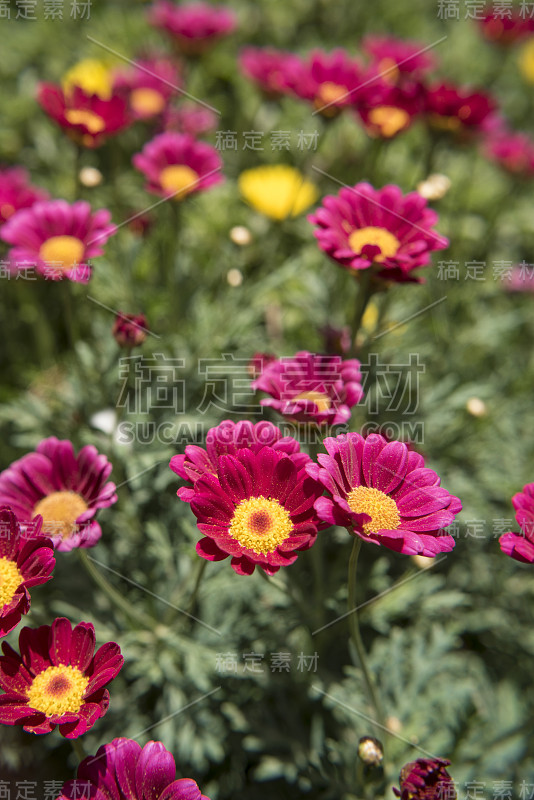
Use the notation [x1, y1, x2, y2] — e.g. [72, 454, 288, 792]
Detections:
[135, 741, 176, 800]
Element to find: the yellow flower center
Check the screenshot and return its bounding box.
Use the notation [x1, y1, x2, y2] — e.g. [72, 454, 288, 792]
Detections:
[314, 81, 348, 115]
[159, 165, 199, 198]
[367, 106, 410, 137]
[64, 109, 106, 134]
[346, 486, 400, 535]
[33, 490, 88, 539]
[228, 496, 293, 555]
[26, 664, 89, 717]
[130, 88, 166, 117]
[348, 226, 400, 263]
[0, 557, 23, 609]
[39, 236, 85, 271]
[292, 390, 332, 413]
[377, 57, 400, 84]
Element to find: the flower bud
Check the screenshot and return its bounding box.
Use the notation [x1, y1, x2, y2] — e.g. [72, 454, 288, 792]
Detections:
[112, 312, 149, 348]
[357, 736, 384, 766]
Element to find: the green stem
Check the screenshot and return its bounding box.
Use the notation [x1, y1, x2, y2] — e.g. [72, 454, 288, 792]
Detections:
[347, 539, 385, 738]
[350, 270, 374, 356]
[78, 550, 154, 629]
[187, 558, 208, 614]
[70, 736, 86, 763]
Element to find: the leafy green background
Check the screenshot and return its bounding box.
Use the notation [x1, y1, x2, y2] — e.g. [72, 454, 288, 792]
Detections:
[1, 0, 534, 797]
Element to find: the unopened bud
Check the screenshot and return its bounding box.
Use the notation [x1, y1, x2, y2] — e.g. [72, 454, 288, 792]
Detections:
[229, 225, 252, 246]
[79, 166, 103, 187]
[466, 397, 487, 417]
[417, 173, 451, 201]
[358, 736, 384, 766]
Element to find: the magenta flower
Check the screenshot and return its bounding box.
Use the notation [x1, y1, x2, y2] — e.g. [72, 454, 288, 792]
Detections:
[148, 1, 236, 55]
[112, 311, 149, 348]
[484, 129, 534, 177]
[0, 437, 117, 551]
[38, 84, 130, 148]
[306, 432, 461, 556]
[478, 12, 534, 45]
[423, 82, 497, 136]
[186, 446, 323, 575]
[282, 49, 366, 117]
[170, 419, 310, 503]
[239, 47, 303, 98]
[163, 104, 218, 136]
[252, 351, 363, 426]
[362, 35, 438, 83]
[58, 738, 210, 800]
[356, 82, 422, 139]
[0, 507, 55, 638]
[499, 483, 534, 563]
[0, 200, 116, 283]
[113, 57, 182, 120]
[503, 264, 534, 293]
[394, 758, 456, 800]
[309, 182, 448, 283]
[0, 167, 48, 226]
[0, 617, 123, 738]
[133, 132, 223, 200]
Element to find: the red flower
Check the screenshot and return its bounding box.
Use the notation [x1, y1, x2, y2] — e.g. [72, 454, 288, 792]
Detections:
[113, 57, 182, 120]
[0, 617, 123, 737]
[38, 84, 130, 148]
[170, 420, 310, 503]
[362, 35, 438, 84]
[148, 1, 236, 55]
[282, 49, 367, 117]
[484, 128, 534, 177]
[499, 482, 534, 563]
[0, 167, 48, 226]
[239, 47, 303, 99]
[478, 12, 534, 46]
[58, 738, 210, 800]
[309, 182, 448, 282]
[307, 433, 461, 556]
[423, 82, 497, 137]
[186, 446, 323, 575]
[394, 758, 456, 800]
[252, 351, 363, 426]
[112, 312, 149, 348]
[0, 507, 55, 639]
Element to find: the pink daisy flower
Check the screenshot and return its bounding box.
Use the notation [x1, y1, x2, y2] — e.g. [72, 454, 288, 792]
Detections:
[0, 437, 117, 552]
[163, 104, 218, 136]
[282, 49, 366, 117]
[187, 446, 323, 575]
[148, 1, 237, 55]
[503, 263, 534, 293]
[484, 129, 534, 177]
[113, 57, 182, 120]
[394, 758, 456, 800]
[58, 738, 210, 800]
[0, 200, 116, 283]
[306, 432, 461, 556]
[423, 82, 497, 136]
[356, 81, 423, 139]
[499, 483, 534, 563]
[362, 35, 437, 84]
[0, 507, 55, 639]
[170, 419, 310, 503]
[308, 182, 448, 282]
[0, 617, 123, 738]
[239, 47, 303, 98]
[38, 84, 130, 149]
[0, 167, 48, 226]
[251, 351, 363, 426]
[133, 132, 223, 200]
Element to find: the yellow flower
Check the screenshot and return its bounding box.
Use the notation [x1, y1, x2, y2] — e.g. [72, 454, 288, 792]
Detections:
[62, 59, 113, 100]
[238, 165, 319, 220]
[518, 39, 534, 84]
